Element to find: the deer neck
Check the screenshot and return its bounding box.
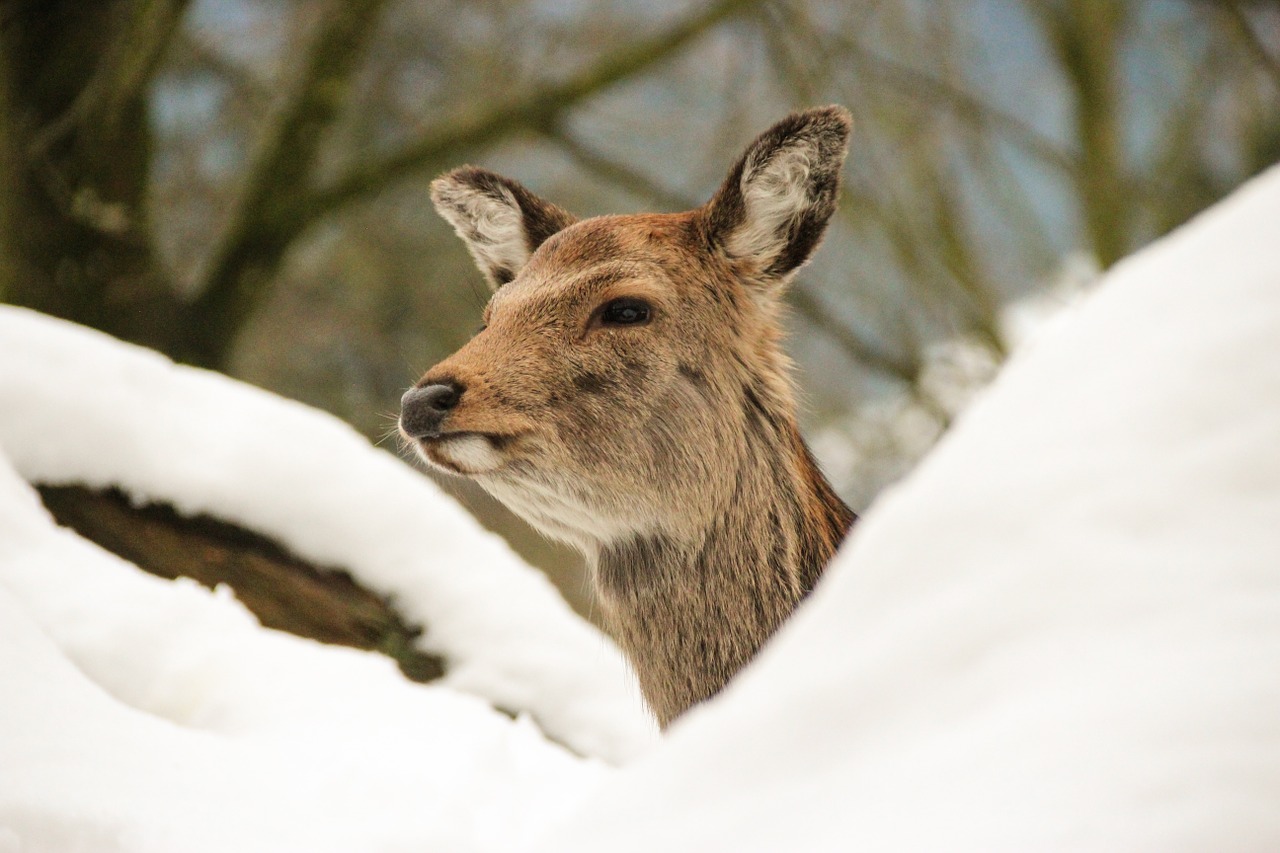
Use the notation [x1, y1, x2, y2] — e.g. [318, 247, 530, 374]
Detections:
[589, 406, 855, 728]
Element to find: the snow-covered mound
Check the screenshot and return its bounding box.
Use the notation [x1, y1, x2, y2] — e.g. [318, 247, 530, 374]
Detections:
[0, 454, 601, 852]
[0, 305, 654, 764]
[0, 304, 659, 849]
[539, 167, 1280, 850]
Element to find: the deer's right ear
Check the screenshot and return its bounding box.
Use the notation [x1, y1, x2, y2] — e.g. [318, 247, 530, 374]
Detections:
[430, 167, 578, 290]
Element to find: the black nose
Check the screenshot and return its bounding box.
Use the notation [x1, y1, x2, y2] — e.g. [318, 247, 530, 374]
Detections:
[400, 382, 463, 439]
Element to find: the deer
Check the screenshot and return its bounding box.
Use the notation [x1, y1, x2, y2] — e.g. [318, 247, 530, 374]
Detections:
[400, 106, 857, 728]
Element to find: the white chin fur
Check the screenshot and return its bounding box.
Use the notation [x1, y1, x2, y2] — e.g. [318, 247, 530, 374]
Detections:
[425, 434, 504, 475]
[481, 475, 651, 553]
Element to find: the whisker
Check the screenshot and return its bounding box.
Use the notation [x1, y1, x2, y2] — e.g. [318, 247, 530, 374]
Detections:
[373, 410, 402, 448]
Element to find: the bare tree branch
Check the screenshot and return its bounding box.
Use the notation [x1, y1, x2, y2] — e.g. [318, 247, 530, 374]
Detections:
[786, 286, 925, 386]
[0, 45, 17, 302]
[29, 0, 193, 157]
[174, 29, 272, 109]
[293, 0, 767, 227]
[1219, 1, 1280, 91]
[1032, 0, 1132, 267]
[97, 0, 194, 130]
[180, 0, 767, 367]
[186, 0, 395, 365]
[544, 122, 693, 211]
[923, 176, 1008, 357]
[771, 2, 1082, 179]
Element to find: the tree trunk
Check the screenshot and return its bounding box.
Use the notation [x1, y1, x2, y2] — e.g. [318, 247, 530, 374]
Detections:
[0, 1, 187, 354]
[38, 484, 446, 683]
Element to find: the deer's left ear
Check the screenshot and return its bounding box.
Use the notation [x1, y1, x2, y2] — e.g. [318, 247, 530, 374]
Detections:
[700, 106, 851, 291]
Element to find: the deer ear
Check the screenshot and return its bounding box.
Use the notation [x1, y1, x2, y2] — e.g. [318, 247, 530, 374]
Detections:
[701, 106, 851, 292]
[430, 167, 578, 290]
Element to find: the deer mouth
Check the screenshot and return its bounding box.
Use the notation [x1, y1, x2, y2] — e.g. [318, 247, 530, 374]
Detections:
[411, 430, 517, 476]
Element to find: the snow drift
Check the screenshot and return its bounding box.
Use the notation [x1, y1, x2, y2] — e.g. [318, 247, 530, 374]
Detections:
[0, 304, 656, 850]
[0, 463, 600, 852]
[0, 305, 655, 764]
[539, 166, 1280, 849]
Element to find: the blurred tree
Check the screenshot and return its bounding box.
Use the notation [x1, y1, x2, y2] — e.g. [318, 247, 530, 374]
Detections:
[0, 0, 765, 366]
[0, 0, 190, 351]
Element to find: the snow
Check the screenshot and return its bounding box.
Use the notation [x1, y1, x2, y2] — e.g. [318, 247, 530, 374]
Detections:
[538, 165, 1280, 850]
[0, 449, 608, 851]
[0, 305, 656, 849]
[0, 306, 655, 764]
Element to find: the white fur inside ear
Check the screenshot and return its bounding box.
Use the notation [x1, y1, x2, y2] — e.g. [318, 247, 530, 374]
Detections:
[434, 180, 529, 285]
[725, 140, 816, 268]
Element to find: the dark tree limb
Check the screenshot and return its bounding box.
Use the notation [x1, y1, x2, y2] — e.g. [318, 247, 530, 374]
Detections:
[0, 1, 187, 353]
[293, 0, 767, 225]
[769, 1, 1082, 180]
[1218, 2, 1280, 92]
[38, 484, 446, 683]
[545, 123, 692, 212]
[179, 0, 766, 369]
[1032, 0, 1133, 267]
[28, 0, 193, 159]
[184, 0, 395, 367]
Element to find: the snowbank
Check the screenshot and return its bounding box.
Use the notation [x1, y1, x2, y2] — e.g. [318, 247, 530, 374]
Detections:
[0, 305, 655, 764]
[539, 167, 1280, 849]
[0, 305, 661, 847]
[0, 452, 601, 852]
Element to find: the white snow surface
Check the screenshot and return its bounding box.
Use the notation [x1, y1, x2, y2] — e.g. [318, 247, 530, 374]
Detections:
[0, 305, 655, 764]
[0, 458, 601, 852]
[539, 166, 1280, 850]
[0, 305, 658, 849]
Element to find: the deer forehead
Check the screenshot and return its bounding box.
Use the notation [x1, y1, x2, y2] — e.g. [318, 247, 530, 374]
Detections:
[484, 213, 708, 322]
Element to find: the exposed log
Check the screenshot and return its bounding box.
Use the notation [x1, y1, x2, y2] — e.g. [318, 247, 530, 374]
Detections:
[37, 483, 446, 683]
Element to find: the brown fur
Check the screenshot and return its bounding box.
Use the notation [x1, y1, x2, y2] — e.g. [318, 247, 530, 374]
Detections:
[403, 107, 857, 727]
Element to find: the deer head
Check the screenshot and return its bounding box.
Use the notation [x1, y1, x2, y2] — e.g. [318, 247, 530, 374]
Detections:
[401, 106, 851, 552]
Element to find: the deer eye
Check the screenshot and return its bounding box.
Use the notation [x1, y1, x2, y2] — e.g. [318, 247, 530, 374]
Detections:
[599, 297, 652, 326]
